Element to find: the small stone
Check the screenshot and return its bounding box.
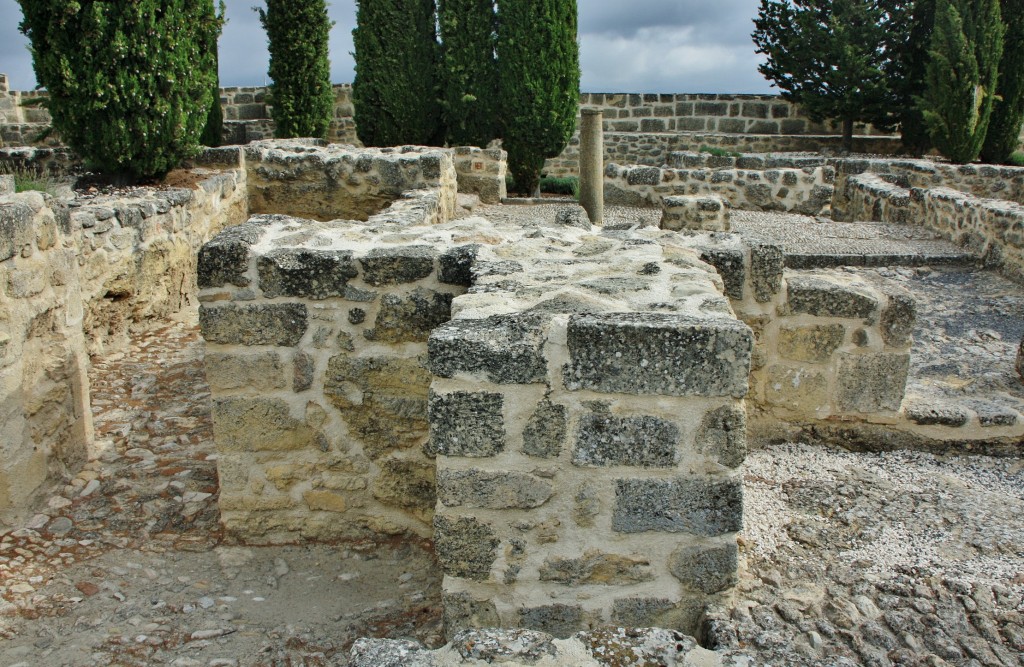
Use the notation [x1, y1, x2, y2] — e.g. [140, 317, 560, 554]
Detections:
[75, 581, 100, 596]
[80, 479, 101, 497]
[46, 516, 74, 536]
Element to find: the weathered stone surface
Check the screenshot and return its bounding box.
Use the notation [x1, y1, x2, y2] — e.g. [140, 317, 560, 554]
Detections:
[764, 364, 829, 411]
[613, 477, 743, 535]
[751, 244, 784, 303]
[1018, 335, 1024, 381]
[700, 248, 746, 300]
[555, 205, 592, 229]
[428, 314, 548, 384]
[451, 629, 557, 663]
[564, 313, 752, 398]
[777, 324, 846, 363]
[669, 542, 739, 593]
[517, 604, 584, 639]
[324, 355, 430, 459]
[573, 413, 679, 467]
[442, 593, 500, 637]
[880, 289, 916, 347]
[199, 303, 307, 346]
[437, 469, 553, 509]
[0, 174, 13, 196]
[905, 400, 970, 427]
[661, 195, 730, 232]
[212, 397, 323, 452]
[787, 276, 878, 319]
[204, 352, 286, 392]
[293, 351, 315, 392]
[836, 353, 910, 413]
[257, 248, 358, 299]
[360, 245, 435, 286]
[522, 400, 567, 458]
[364, 289, 453, 343]
[438, 244, 480, 286]
[303, 489, 347, 513]
[539, 550, 654, 585]
[197, 218, 269, 288]
[611, 598, 677, 627]
[433, 514, 498, 580]
[0, 197, 40, 263]
[349, 638, 436, 667]
[579, 628, 706, 666]
[695, 405, 746, 468]
[428, 391, 505, 457]
[373, 457, 436, 512]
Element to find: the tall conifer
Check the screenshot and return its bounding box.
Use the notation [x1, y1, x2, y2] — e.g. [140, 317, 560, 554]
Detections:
[920, 0, 1004, 163]
[258, 0, 334, 140]
[353, 0, 443, 146]
[438, 0, 498, 147]
[981, 0, 1024, 163]
[497, 0, 580, 196]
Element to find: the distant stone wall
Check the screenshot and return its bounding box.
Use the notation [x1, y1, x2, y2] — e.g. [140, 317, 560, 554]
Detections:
[0, 161, 248, 524]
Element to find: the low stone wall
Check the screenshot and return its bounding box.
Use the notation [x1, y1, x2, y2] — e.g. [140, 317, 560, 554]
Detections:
[452, 146, 506, 204]
[604, 163, 835, 216]
[0, 162, 248, 523]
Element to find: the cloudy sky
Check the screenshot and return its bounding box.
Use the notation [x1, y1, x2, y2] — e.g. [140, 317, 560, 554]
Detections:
[0, 0, 774, 94]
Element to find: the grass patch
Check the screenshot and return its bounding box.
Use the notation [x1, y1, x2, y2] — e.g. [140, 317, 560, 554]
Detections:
[1007, 152, 1024, 167]
[0, 166, 62, 195]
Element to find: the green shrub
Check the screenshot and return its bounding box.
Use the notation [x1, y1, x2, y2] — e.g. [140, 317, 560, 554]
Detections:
[258, 0, 334, 140]
[439, 0, 498, 147]
[17, 0, 225, 181]
[1007, 152, 1024, 166]
[699, 145, 742, 158]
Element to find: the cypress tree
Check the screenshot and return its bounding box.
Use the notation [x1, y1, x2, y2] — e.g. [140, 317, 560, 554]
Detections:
[353, 0, 444, 147]
[438, 0, 498, 147]
[919, 0, 1004, 163]
[258, 0, 335, 140]
[17, 0, 224, 180]
[981, 0, 1024, 163]
[893, 0, 936, 155]
[201, 49, 224, 147]
[497, 0, 580, 196]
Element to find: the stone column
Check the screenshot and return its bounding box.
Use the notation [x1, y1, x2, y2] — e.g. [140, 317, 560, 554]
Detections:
[579, 109, 604, 224]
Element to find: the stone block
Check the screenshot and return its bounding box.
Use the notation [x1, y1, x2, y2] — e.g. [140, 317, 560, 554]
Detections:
[751, 244, 784, 303]
[199, 303, 308, 347]
[660, 195, 730, 232]
[522, 400, 567, 458]
[433, 514, 498, 581]
[257, 248, 358, 299]
[836, 353, 910, 413]
[699, 248, 746, 301]
[517, 604, 584, 639]
[212, 397, 323, 452]
[777, 324, 846, 362]
[293, 351, 315, 392]
[359, 245, 435, 286]
[443, 593, 500, 637]
[364, 289, 453, 343]
[0, 175, 13, 196]
[611, 598, 678, 628]
[905, 400, 970, 427]
[204, 352, 287, 392]
[564, 313, 752, 398]
[437, 469, 553, 509]
[764, 364, 829, 412]
[539, 550, 654, 586]
[197, 219, 269, 288]
[626, 167, 661, 186]
[573, 413, 679, 467]
[450, 629, 557, 663]
[303, 490, 347, 513]
[880, 288, 916, 347]
[695, 405, 746, 468]
[428, 314, 548, 384]
[668, 542, 739, 593]
[438, 244, 480, 286]
[613, 477, 743, 535]
[373, 457, 436, 512]
[0, 197, 38, 263]
[428, 391, 505, 457]
[787, 275, 878, 319]
[1018, 335, 1023, 381]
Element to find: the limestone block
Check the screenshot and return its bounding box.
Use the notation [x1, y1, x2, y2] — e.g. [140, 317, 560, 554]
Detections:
[522, 400, 567, 458]
[660, 195, 730, 232]
[257, 248, 358, 299]
[564, 313, 752, 398]
[438, 245, 480, 286]
[613, 477, 743, 535]
[373, 457, 436, 513]
[517, 604, 586, 639]
[442, 593, 500, 636]
[538, 551, 654, 586]
[436, 469, 553, 510]
[1018, 335, 1023, 381]
[764, 364, 829, 412]
[204, 352, 287, 392]
[0, 194, 42, 262]
[359, 246, 435, 286]
[199, 303, 308, 347]
[428, 314, 549, 385]
[572, 413, 679, 467]
[905, 400, 970, 427]
[302, 490, 347, 513]
[695, 404, 747, 468]
[433, 514, 498, 580]
[0, 174, 13, 196]
[428, 390, 505, 457]
[211, 397, 324, 452]
[668, 541, 739, 593]
[786, 275, 879, 319]
[880, 287, 917, 347]
[836, 353, 910, 413]
[699, 248, 745, 300]
[751, 244, 784, 303]
[777, 324, 846, 362]
[364, 289, 453, 343]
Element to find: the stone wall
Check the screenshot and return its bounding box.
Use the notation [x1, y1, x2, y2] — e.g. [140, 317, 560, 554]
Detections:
[605, 163, 835, 216]
[0, 159, 248, 524]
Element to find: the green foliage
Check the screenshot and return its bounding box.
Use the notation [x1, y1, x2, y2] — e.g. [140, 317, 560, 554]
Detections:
[0, 165, 61, 195]
[201, 50, 223, 147]
[920, 0, 1004, 163]
[438, 0, 498, 147]
[353, 0, 444, 147]
[17, 0, 225, 180]
[699, 145, 742, 158]
[752, 0, 913, 152]
[892, 0, 936, 154]
[981, 0, 1024, 163]
[258, 0, 334, 140]
[1007, 152, 1024, 166]
[541, 176, 579, 197]
[497, 0, 580, 196]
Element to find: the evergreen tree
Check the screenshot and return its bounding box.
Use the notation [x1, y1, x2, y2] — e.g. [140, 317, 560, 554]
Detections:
[353, 0, 444, 147]
[258, 0, 334, 140]
[981, 0, 1024, 163]
[201, 48, 224, 147]
[438, 0, 498, 147]
[17, 0, 224, 180]
[752, 0, 912, 152]
[892, 0, 936, 155]
[497, 0, 580, 196]
[919, 0, 1004, 163]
